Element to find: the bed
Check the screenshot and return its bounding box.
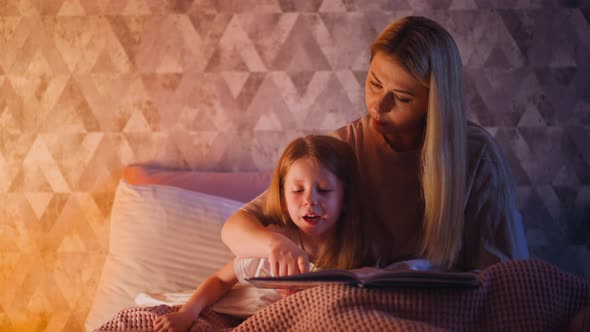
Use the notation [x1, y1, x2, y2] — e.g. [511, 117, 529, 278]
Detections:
[86, 165, 590, 332]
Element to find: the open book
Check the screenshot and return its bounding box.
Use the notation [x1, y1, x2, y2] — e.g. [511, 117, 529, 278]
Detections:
[247, 266, 478, 289]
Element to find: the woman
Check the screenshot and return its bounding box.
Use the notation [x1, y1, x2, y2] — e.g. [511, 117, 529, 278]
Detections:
[221, 16, 528, 275]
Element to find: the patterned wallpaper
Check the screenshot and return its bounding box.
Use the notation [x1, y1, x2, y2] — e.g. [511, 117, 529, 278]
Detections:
[1, 0, 589, 331]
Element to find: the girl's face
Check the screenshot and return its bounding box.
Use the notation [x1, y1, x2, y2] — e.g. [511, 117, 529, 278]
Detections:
[283, 157, 344, 240]
[365, 52, 430, 136]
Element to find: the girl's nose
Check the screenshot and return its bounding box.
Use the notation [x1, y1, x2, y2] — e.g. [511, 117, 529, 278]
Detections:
[304, 190, 319, 206]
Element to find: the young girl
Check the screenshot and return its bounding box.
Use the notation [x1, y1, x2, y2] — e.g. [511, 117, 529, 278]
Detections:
[153, 135, 368, 332]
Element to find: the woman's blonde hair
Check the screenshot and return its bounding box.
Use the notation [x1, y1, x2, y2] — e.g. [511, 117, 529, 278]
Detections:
[370, 16, 467, 267]
[263, 135, 367, 269]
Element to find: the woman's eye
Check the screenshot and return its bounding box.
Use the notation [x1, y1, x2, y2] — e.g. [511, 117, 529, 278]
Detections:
[370, 81, 382, 89]
[319, 188, 332, 193]
[396, 96, 412, 103]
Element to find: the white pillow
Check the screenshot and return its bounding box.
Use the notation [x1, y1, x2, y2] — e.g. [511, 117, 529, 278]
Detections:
[134, 284, 283, 318]
[85, 181, 240, 331]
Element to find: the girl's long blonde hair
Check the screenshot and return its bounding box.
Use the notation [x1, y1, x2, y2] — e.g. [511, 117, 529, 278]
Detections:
[370, 16, 467, 267]
[263, 135, 368, 269]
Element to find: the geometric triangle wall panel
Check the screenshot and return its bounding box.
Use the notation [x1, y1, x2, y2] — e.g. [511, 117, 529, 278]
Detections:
[1, 1, 590, 331]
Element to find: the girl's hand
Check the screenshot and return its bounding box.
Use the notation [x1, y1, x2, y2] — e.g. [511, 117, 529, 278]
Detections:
[268, 233, 310, 277]
[153, 311, 194, 332]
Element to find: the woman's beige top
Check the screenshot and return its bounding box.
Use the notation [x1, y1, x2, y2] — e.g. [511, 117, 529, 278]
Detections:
[242, 115, 528, 270]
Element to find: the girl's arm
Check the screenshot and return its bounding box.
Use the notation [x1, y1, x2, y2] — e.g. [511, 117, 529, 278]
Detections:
[221, 210, 310, 276]
[153, 260, 238, 332]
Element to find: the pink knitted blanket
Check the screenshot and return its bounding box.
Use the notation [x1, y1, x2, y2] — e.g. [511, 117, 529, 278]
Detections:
[94, 259, 590, 332]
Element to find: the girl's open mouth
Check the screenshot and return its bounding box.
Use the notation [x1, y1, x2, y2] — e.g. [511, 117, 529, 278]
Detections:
[302, 214, 321, 224]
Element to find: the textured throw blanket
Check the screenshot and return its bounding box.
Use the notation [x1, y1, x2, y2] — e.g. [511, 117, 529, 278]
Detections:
[95, 259, 590, 332]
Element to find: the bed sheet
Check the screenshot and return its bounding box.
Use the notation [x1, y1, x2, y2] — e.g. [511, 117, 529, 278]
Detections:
[94, 259, 590, 332]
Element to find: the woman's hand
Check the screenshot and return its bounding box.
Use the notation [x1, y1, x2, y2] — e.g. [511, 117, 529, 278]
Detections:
[268, 232, 310, 277]
[153, 311, 194, 332]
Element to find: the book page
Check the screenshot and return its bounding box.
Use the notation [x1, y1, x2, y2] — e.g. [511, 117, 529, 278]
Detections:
[247, 266, 478, 289]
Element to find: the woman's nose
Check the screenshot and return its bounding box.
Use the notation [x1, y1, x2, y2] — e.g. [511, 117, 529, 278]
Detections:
[375, 92, 394, 113]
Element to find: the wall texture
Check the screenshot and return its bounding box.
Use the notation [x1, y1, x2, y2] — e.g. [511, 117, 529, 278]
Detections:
[0, 0, 589, 331]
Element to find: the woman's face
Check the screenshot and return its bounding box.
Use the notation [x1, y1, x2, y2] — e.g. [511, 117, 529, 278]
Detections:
[365, 52, 429, 136]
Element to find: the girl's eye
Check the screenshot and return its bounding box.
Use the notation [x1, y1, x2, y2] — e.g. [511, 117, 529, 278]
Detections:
[319, 188, 332, 193]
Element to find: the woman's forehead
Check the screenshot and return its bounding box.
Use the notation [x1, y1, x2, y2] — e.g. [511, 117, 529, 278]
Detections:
[369, 52, 424, 92]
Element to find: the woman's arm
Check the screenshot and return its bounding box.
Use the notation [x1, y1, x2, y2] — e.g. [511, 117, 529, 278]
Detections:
[221, 209, 278, 257]
[462, 137, 529, 270]
[221, 210, 310, 276]
[154, 261, 238, 332]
